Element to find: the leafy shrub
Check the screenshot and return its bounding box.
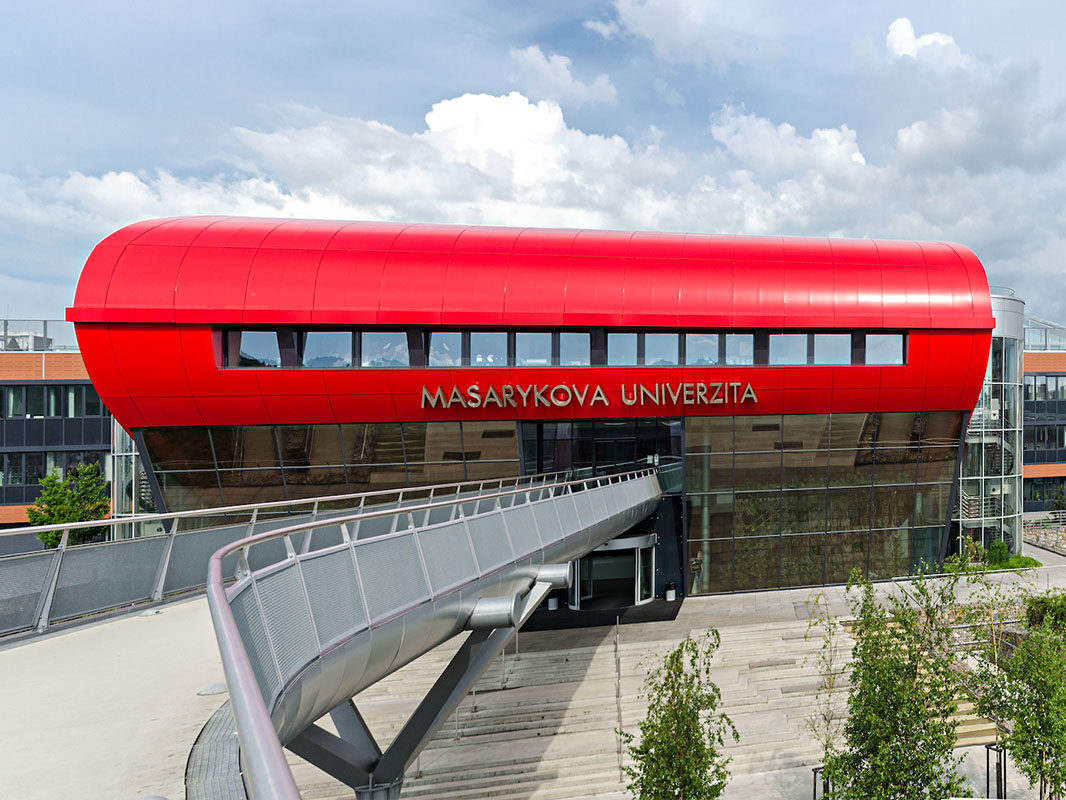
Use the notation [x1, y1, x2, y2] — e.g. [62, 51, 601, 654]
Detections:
[1007, 555, 1042, 570]
[1027, 592, 1066, 631]
[987, 539, 1010, 566]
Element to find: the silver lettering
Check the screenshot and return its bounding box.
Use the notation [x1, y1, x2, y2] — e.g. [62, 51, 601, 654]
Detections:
[533, 385, 550, 407]
[591, 386, 609, 406]
[421, 387, 448, 408]
[483, 386, 502, 407]
[730, 381, 741, 402]
[695, 383, 708, 404]
[501, 384, 517, 407]
[573, 384, 589, 406]
[709, 382, 724, 404]
[741, 383, 758, 403]
[551, 384, 572, 407]
[682, 383, 695, 404]
[449, 387, 467, 407]
[516, 385, 534, 406]
[621, 385, 637, 406]
[466, 385, 481, 408]
[640, 384, 659, 405]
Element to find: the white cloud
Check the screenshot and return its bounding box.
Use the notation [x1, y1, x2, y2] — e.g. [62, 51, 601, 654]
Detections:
[886, 18, 968, 70]
[509, 45, 617, 107]
[597, 0, 779, 69]
[583, 18, 620, 39]
[7, 12, 1066, 321]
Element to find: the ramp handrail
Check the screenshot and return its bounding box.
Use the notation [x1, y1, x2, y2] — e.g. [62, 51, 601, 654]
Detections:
[0, 469, 577, 543]
[0, 470, 582, 638]
[206, 467, 661, 800]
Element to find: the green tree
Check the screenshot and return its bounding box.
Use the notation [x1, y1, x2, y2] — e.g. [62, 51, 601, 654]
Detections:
[27, 463, 110, 548]
[824, 570, 970, 799]
[975, 617, 1066, 800]
[619, 630, 738, 800]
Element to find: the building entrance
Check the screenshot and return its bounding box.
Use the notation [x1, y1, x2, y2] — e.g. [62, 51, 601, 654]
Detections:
[568, 534, 655, 610]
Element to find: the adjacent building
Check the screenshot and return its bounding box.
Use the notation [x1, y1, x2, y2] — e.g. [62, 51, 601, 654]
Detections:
[0, 320, 112, 532]
[1022, 315, 1066, 511]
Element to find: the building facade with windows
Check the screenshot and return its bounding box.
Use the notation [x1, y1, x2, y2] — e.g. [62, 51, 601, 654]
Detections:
[0, 320, 112, 533]
[66, 217, 994, 601]
[1022, 315, 1066, 511]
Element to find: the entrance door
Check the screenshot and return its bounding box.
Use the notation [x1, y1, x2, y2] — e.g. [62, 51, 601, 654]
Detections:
[636, 545, 654, 605]
[568, 534, 656, 610]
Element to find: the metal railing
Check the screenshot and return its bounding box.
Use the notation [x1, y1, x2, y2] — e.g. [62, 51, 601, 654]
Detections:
[206, 466, 663, 800]
[0, 470, 580, 638]
[0, 319, 78, 352]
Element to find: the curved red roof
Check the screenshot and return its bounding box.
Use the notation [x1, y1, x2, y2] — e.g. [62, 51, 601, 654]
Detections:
[65, 217, 995, 430]
[67, 216, 994, 330]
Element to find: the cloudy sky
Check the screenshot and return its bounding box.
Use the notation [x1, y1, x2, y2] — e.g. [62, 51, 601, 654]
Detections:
[3, 1, 1066, 321]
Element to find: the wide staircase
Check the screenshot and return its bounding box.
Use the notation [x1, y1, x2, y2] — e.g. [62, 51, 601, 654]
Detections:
[283, 607, 1002, 800]
[285, 615, 839, 800]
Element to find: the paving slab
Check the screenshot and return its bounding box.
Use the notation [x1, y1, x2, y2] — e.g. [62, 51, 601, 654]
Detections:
[0, 597, 224, 800]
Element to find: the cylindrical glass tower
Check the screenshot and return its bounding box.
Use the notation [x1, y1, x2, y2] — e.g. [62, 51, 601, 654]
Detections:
[954, 290, 1025, 554]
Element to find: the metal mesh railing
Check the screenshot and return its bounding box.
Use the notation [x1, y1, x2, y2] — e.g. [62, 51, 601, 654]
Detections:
[206, 466, 663, 800]
[0, 470, 578, 638]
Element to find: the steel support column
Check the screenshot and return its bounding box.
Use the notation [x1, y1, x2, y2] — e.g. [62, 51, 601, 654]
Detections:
[286, 581, 553, 799]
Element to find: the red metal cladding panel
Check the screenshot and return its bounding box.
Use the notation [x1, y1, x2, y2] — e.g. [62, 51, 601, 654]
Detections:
[260, 392, 336, 426]
[783, 262, 836, 328]
[243, 248, 323, 325]
[833, 263, 884, 328]
[452, 225, 522, 255]
[628, 231, 685, 259]
[258, 218, 345, 251]
[378, 249, 449, 325]
[105, 245, 186, 322]
[827, 237, 880, 265]
[101, 396, 146, 429]
[174, 246, 258, 324]
[132, 396, 205, 427]
[512, 227, 578, 255]
[110, 325, 193, 399]
[677, 260, 734, 328]
[312, 249, 390, 326]
[504, 253, 569, 326]
[681, 233, 735, 261]
[564, 256, 625, 327]
[732, 261, 786, 328]
[194, 395, 271, 427]
[623, 257, 681, 327]
[441, 252, 508, 326]
[188, 216, 281, 248]
[129, 216, 231, 247]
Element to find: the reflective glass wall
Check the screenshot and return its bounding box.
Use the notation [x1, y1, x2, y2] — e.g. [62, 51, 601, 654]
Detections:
[955, 293, 1024, 553]
[139, 421, 520, 512]
[685, 412, 962, 593]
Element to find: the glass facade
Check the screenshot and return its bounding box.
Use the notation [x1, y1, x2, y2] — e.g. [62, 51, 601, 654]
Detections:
[140, 421, 521, 512]
[139, 411, 963, 594]
[686, 412, 961, 593]
[954, 295, 1024, 552]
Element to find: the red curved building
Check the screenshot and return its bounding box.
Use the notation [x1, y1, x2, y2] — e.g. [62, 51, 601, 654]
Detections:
[68, 217, 994, 598]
